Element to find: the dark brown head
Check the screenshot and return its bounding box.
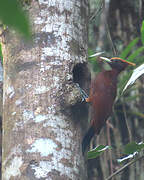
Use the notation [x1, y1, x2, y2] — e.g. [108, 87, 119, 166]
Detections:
[100, 57, 136, 72]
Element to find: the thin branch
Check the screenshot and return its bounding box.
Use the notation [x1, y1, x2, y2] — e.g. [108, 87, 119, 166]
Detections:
[106, 119, 114, 177]
[139, 0, 142, 22]
[122, 97, 132, 142]
[106, 23, 117, 56]
[89, 0, 104, 21]
[105, 155, 144, 180]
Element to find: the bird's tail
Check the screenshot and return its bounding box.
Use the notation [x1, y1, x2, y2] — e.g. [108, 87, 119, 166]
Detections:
[82, 126, 95, 155]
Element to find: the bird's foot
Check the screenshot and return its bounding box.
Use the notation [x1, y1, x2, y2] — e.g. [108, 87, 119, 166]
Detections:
[106, 120, 114, 129]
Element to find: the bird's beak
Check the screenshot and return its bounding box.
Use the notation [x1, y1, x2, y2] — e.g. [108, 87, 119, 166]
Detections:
[99, 56, 112, 63]
[89, 52, 104, 58]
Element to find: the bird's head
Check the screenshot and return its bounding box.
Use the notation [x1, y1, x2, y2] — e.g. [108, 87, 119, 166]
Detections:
[100, 57, 136, 72]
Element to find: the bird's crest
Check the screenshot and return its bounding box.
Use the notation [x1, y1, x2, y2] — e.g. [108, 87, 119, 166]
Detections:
[110, 57, 136, 66]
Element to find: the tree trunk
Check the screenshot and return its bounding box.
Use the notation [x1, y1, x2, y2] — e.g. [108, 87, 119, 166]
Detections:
[1, 0, 89, 179]
[0, 60, 3, 180]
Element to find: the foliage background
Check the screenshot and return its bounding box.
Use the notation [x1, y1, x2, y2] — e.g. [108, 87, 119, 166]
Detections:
[0, 0, 144, 179]
[87, 0, 144, 179]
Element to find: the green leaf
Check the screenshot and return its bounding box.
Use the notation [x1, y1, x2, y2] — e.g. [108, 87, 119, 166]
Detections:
[124, 94, 140, 102]
[120, 37, 139, 59]
[122, 64, 144, 93]
[118, 71, 133, 94]
[132, 111, 144, 118]
[117, 154, 136, 163]
[127, 46, 144, 62]
[141, 20, 144, 45]
[117, 142, 144, 163]
[87, 145, 110, 159]
[88, 48, 101, 73]
[0, 0, 31, 38]
[88, 49, 95, 59]
[134, 56, 144, 65]
[124, 142, 144, 155]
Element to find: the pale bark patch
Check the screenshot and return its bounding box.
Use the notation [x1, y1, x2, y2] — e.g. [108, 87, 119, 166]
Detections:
[3, 156, 23, 180]
[6, 86, 15, 99]
[26, 138, 57, 156]
[34, 85, 50, 94]
[34, 114, 48, 123]
[15, 99, 22, 106]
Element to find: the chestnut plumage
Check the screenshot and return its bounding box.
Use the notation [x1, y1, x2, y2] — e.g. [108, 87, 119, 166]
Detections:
[82, 57, 135, 155]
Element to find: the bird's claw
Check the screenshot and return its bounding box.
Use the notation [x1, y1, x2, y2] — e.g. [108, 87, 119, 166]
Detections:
[76, 83, 89, 102]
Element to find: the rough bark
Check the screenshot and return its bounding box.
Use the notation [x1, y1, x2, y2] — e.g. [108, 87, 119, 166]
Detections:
[0, 60, 3, 180]
[1, 0, 89, 179]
